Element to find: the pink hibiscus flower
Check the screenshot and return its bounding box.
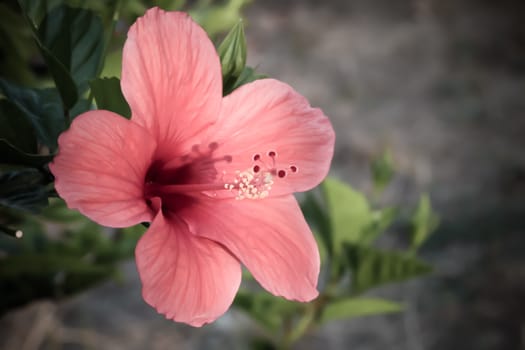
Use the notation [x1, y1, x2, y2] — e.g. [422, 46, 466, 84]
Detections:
[50, 7, 335, 326]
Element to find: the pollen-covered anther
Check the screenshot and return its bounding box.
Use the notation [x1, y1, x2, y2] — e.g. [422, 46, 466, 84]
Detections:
[224, 168, 274, 200]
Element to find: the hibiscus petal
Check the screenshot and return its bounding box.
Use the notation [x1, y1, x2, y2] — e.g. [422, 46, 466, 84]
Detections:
[135, 211, 241, 326]
[121, 8, 222, 155]
[50, 111, 156, 227]
[208, 79, 335, 197]
[181, 195, 320, 302]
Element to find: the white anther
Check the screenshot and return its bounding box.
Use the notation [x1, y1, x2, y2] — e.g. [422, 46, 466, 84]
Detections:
[223, 168, 274, 200]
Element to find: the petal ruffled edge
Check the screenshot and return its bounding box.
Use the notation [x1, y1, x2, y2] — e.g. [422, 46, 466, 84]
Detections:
[50, 110, 156, 227]
[135, 210, 241, 326]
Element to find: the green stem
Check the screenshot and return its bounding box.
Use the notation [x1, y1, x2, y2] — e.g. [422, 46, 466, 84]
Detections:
[279, 293, 333, 349]
[284, 306, 316, 346]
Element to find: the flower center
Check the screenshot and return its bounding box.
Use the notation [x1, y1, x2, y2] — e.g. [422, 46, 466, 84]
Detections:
[144, 144, 298, 205]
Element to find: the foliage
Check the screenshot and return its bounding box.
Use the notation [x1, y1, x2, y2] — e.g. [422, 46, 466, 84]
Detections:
[0, 1, 438, 349]
[235, 174, 438, 348]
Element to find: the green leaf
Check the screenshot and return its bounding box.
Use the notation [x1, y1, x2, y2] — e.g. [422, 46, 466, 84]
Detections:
[371, 149, 395, 194]
[218, 20, 247, 93]
[156, 0, 186, 11]
[18, 3, 105, 109]
[344, 244, 432, 293]
[0, 139, 54, 167]
[0, 78, 64, 151]
[89, 77, 131, 118]
[69, 98, 91, 118]
[0, 3, 36, 83]
[17, 1, 78, 110]
[228, 66, 266, 95]
[359, 207, 398, 245]
[0, 98, 37, 154]
[321, 297, 403, 324]
[0, 90, 55, 176]
[38, 5, 105, 96]
[18, 0, 62, 26]
[301, 191, 332, 257]
[39, 45, 79, 109]
[233, 291, 301, 332]
[190, 0, 250, 38]
[100, 49, 122, 78]
[411, 194, 439, 252]
[0, 169, 51, 213]
[322, 178, 373, 253]
[40, 198, 84, 223]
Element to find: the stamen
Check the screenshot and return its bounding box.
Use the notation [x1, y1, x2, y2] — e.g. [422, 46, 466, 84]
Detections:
[149, 147, 296, 201]
[224, 168, 273, 200]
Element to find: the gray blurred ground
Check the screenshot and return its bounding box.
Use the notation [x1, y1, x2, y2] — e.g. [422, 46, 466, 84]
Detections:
[2, 0, 525, 349]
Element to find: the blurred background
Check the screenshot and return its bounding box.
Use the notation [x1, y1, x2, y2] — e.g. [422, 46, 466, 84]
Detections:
[1, 0, 525, 349]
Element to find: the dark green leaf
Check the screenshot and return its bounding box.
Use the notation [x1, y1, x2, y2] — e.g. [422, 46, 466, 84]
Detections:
[0, 254, 114, 315]
[69, 98, 92, 118]
[38, 5, 104, 93]
[18, 0, 62, 26]
[89, 77, 131, 118]
[321, 297, 402, 324]
[0, 98, 37, 153]
[0, 139, 53, 167]
[322, 178, 373, 252]
[0, 99, 53, 167]
[0, 3, 36, 83]
[0, 169, 51, 213]
[301, 191, 332, 257]
[16, 0, 79, 109]
[0, 78, 64, 151]
[39, 45, 79, 109]
[19, 3, 105, 108]
[344, 244, 432, 293]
